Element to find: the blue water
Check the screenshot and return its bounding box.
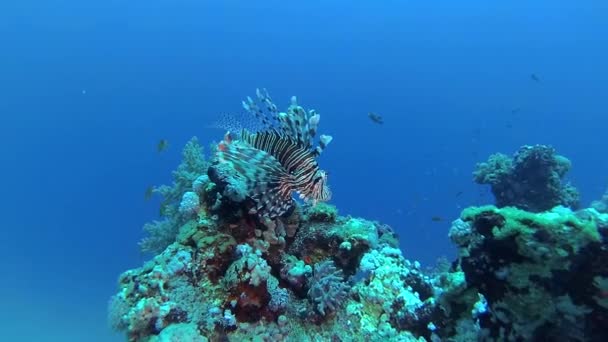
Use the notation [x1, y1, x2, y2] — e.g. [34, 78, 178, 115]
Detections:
[1, 1, 606, 340]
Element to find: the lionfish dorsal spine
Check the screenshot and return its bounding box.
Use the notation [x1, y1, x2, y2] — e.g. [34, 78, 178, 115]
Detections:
[314, 134, 333, 156]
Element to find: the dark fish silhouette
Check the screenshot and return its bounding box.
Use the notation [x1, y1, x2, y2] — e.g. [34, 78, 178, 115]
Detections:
[530, 73, 541, 82]
[368, 112, 384, 124]
[157, 139, 169, 153]
[431, 216, 443, 222]
[144, 186, 154, 200]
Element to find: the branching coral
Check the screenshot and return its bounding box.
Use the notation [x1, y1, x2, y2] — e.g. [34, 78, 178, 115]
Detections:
[139, 137, 209, 254]
[307, 260, 351, 316]
[139, 218, 181, 255]
[155, 137, 208, 217]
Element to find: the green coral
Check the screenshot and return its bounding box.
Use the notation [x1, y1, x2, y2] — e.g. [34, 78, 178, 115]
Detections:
[139, 218, 181, 255]
[305, 202, 338, 222]
[462, 205, 600, 260]
[329, 217, 378, 248]
[461, 205, 601, 293]
[155, 137, 208, 217]
[456, 204, 608, 340]
[140, 137, 210, 254]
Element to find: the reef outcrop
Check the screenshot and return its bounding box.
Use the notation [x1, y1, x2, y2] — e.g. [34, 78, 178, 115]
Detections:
[473, 144, 580, 212]
[109, 92, 608, 341]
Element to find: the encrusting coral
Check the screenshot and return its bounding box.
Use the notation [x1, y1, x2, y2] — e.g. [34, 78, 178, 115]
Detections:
[109, 90, 608, 341]
[450, 205, 608, 341]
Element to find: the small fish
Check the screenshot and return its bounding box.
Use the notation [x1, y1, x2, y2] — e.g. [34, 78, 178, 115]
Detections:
[144, 186, 154, 200]
[157, 139, 169, 153]
[431, 216, 443, 222]
[368, 112, 384, 124]
[511, 107, 521, 114]
[455, 191, 463, 197]
[530, 73, 541, 82]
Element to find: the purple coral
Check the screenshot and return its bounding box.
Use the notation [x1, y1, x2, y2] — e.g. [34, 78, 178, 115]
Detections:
[307, 260, 351, 316]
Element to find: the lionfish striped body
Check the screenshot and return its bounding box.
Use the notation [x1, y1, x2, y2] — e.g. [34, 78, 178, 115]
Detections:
[216, 89, 333, 219]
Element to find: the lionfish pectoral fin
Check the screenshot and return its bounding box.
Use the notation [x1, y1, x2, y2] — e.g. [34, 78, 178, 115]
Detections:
[251, 176, 294, 219]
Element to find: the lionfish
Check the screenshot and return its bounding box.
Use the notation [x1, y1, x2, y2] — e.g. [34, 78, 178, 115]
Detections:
[215, 89, 333, 219]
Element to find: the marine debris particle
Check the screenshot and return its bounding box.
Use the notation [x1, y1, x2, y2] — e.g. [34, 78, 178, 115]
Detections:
[368, 112, 384, 124]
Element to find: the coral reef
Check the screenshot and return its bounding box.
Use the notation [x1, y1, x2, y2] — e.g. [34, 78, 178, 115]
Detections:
[308, 260, 351, 316]
[591, 188, 608, 213]
[139, 137, 209, 254]
[110, 91, 608, 341]
[450, 205, 608, 341]
[473, 144, 580, 212]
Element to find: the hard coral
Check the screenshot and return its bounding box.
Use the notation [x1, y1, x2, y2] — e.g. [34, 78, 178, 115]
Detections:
[140, 137, 210, 254]
[307, 260, 351, 316]
[454, 205, 608, 341]
[304, 202, 338, 223]
[474, 144, 580, 212]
